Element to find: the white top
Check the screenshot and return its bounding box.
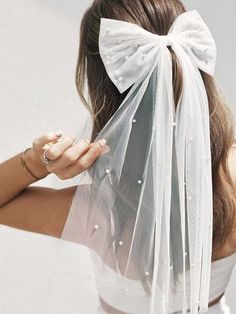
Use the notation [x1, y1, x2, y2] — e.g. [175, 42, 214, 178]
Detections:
[93, 251, 236, 314]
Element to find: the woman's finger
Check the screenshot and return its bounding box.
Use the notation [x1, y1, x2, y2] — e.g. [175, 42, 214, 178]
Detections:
[46, 139, 91, 172]
[33, 131, 63, 151]
[54, 139, 108, 179]
[45, 135, 77, 161]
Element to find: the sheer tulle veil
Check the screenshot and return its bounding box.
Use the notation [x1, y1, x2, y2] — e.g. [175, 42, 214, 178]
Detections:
[61, 10, 217, 314]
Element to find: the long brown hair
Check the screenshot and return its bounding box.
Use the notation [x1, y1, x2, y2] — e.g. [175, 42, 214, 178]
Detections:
[76, 0, 236, 259]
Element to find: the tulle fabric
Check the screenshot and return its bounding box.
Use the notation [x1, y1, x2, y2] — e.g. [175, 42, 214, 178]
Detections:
[61, 10, 217, 314]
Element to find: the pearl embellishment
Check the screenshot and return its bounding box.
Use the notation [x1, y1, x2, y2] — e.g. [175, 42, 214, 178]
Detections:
[94, 225, 99, 230]
[138, 180, 142, 184]
[132, 119, 137, 124]
[119, 241, 124, 246]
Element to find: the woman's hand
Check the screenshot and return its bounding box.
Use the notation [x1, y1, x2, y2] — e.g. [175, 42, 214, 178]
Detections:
[26, 131, 109, 180]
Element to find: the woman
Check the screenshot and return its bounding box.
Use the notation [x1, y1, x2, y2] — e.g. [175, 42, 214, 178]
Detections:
[1, 0, 236, 313]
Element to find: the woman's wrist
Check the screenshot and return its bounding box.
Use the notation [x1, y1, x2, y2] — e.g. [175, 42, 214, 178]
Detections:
[22, 147, 50, 180]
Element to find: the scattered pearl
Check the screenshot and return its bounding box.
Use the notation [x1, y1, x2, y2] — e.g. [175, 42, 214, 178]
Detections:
[119, 241, 124, 246]
[145, 271, 150, 276]
[132, 119, 137, 124]
[188, 195, 192, 200]
[170, 265, 173, 270]
[118, 77, 123, 82]
[114, 70, 120, 76]
[184, 182, 187, 186]
[138, 180, 142, 185]
[94, 224, 99, 230]
[185, 252, 188, 256]
[125, 56, 129, 60]
[105, 168, 111, 174]
[173, 122, 177, 127]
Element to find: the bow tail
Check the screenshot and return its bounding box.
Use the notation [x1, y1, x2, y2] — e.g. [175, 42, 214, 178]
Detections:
[174, 44, 213, 313]
[150, 47, 175, 314]
[196, 63, 214, 313]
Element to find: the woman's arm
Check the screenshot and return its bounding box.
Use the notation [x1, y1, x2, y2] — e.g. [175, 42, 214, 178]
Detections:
[0, 185, 76, 238]
[0, 149, 50, 208]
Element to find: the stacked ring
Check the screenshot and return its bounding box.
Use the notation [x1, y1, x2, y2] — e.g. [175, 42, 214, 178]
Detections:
[42, 149, 55, 165]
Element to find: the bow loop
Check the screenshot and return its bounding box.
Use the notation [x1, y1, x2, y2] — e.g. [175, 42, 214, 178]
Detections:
[99, 10, 217, 94]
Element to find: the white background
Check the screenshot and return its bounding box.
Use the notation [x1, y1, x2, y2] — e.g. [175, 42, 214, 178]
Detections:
[0, 0, 235, 313]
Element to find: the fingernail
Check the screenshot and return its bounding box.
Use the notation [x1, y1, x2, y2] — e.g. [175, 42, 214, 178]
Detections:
[100, 145, 110, 156]
[84, 138, 91, 145]
[55, 130, 63, 137]
[99, 139, 107, 148]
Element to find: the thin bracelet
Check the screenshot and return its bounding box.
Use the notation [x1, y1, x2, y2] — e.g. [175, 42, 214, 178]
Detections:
[21, 147, 47, 180]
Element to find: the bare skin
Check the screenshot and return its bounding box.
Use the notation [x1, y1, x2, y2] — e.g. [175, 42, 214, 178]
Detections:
[0, 133, 236, 313]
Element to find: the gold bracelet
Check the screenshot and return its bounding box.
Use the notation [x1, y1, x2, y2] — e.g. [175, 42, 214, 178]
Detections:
[21, 147, 47, 180]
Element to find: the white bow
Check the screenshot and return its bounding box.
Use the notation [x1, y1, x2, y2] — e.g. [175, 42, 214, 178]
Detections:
[99, 10, 216, 94]
[98, 10, 217, 314]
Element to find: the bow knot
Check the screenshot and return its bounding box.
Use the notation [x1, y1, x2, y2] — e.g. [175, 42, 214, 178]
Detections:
[159, 34, 175, 47]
